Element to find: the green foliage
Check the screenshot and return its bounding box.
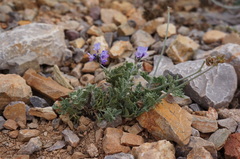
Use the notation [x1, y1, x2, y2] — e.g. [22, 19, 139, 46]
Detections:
[53, 62, 185, 123]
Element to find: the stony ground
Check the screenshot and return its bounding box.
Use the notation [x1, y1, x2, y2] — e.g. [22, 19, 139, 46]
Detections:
[0, 0, 240, 159]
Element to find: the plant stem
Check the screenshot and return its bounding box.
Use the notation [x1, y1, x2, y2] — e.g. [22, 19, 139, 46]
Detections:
[152, 7, 171, 78]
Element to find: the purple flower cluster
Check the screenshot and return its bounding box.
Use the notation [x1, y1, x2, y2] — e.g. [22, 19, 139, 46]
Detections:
[88, 43, 109, 65]
[135, 46, 148, 59]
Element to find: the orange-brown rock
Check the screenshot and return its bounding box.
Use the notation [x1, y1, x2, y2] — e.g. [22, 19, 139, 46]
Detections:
[203, 30, 227, 44]
[137, 99, 192, 145]
[110, 41, 133, 58]
[120, 132, 144, 146]
[18, 129, 41, 142]
[3, 119, 18, 130]
[0, 74, 32, 110]
[143, 62, 153, 73]
[29, 107, 57, 120]
[23, 69, 72, 101]
[192, 115, 218, 133]
[224, 133, 240, 159]
[3, 101, 26, 125]
[187, 147, 213, 159]
[103, 128, 130, 155]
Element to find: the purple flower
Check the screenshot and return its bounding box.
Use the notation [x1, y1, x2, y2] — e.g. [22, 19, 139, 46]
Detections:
[100, 50, 109, 64]
[93, 43, 101, 52]
[135, 46, 148, 59]
[88, 53, 96, 61]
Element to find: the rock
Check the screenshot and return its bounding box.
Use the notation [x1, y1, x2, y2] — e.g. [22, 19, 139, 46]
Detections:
[0, 74, 32, 110]
[128, 10, 146, 27]
[178, 26, 190, 36]
[191, 128, 200, 137]
[90, 36, 109, 54]
[89, 6, 100, 20]
[206, 107, 218, 120]
[87, 25, 103, 36]
[151, 35, 177, 53]
[29, 107, 57, 120]
[71, 63, 83, 79]
[72, 152, 88, 159]
[166, 35, 199, 63]
[176, 136, 217, 158]
[62, 129, 80, 147]
[30, 96, 48, 108]
[64, 74, 80, 88]
[222, 33, 240, 45]
[120, 132, 144, 146]
[18, 129, 41, 142]
[203, 30, 227, 44]
[101, 9, 121, 24]
[110, 41, 133, 58]
[60, 114, 74, 130]
[18, 137, 42, 155]
[23, 69, 72, 101]
[208, 128, 231, 150]
[150, 55, 174, 76]
[113, 11, 127, 25]
[174, 0, 200, 11]
[0, 116, 6, 130]
[12, 155, 30, 159]
[3, 101, 26, 125]
[46, 140, 66, 152]
[69, 38, 85, 49]
[189, 104, 202, 112]
[191, 115, 218, 133]
[218, 118, 238, 133]
[157, 23, 176, 38]
[117, 22, 136, 36]
[127, 123, 143, 135]
[236, 124, 240, 133]
[3, 119, 18, 130]
[0, 5, 13, 14]
[104, 153, 134, 159]
[65, 30, 80, 41]
[103, 128, 130, 154]
[52, 65, 74, 90]
[104, 32, 115, 47]
[137, 99, 192, 145]
[218, 108, 240, 123]
[187, 147, 213, 159]
[80, 74, 95, 85]
[164, 60, 237, 109]
[206, 44, 240, 84]
[166, 94, 192, 106]
[9, 130, 19, 139]
[27, 122, 38, 129]
[132, 140, 175, 159]
[143, 62, 153, 73]
[82, 61, 100, 73]
[86, 143, 98, 157]
[143, 17, 165, 34]
[101, 23, 118, 33]
[0, 23, 69, 70]
[111, 1, 135, 16]
[131, 30, 155, 47]
[224, 133, 240, 159]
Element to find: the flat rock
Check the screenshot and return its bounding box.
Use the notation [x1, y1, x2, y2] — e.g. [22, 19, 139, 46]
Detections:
[217, 118, 238, 133]
[87, 25, 103, 36]
[224, 133, 240, 159]
[157, 23, 176, 38]
[137, 99, 192, 145]
[150, 55, 174, 76]
[23, 69, 72, 101]
[187, 147, 213, 159]
[101, 9, 121, 24]
[206, 43, 240, 84]
[18, 137, 42, 155]
[104, 153, 134, 159]
[117, 22, 135, 36]
[90, 36, 109, 54]
[18, 129, 41, 142]
[166, 35, 199, 63]
[0, 74, 32, 110]
[164, 60, 237, 109]
[218, 108, 240, 123]
[103, 128, 130, 155]
[132, 140, 175, 159]
[29, 107, 57, 120]
[222, 33, 240, 45]
[110, 41, 133, 58]
[82, 61, 100, 73]
[86, 143, 99, 157]
[3, 101, 26, 125]
[120, 132, 144, 146]
[208, 128, 231, 150]
[3, 119, 18, 130]
[192, 115, 218, 133]
[101, 23, 118, 33]
[9, 130, 19, 139]
[203, 30, 227, 44]
[46, 140, 66, 152]
[131, 30, 155, 47]
[0, 23, 69, 71]
[62, 129, 80, 147]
